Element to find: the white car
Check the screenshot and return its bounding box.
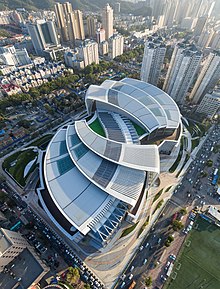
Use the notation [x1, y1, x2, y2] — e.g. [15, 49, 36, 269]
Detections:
[130, 266, 134, 272]
[128, 274, 133, 280]
[145, 242, 149, 248]
[143, 258, 148, 265]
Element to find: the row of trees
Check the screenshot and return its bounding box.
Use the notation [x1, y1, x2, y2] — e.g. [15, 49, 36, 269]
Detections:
[115, 46, 144, 63]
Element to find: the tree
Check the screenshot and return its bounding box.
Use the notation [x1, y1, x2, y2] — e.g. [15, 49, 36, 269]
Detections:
[84, 284, 91, 289]
[84, 65, 94, 75]
[66, 267, 80, 285]
[172, 220, 184, 231]
[165, 235, 174, 247]
[180, 208, 187, 215]
[167, 235, 174, 242]
[206, 159, 213, 167]
[17, 119, 31, 129]
[145, 276, 152, 286]
[201, 171, 207, 178]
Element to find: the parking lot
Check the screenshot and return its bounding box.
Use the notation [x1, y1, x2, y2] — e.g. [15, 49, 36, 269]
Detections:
[0, 182, 104, 289]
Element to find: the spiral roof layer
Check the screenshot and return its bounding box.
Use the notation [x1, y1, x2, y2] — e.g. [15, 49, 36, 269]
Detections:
[41, 78, 181, 240]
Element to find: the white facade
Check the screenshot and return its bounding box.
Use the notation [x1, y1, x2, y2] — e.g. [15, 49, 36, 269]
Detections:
[190, 52, 220, 104]
[210, 30, 220, 50]
[54, 2, 69, 42]
[67, 10, 85, 41]
[141, 35, 166, 86]
[99, 41, 108, 56]
[196, 91, 220, 118]
[108, 34, 124, 60]
[0, 47, 31, 67]
[197, 29, 214, 49]
[163, 43, 202, 103]
[96, 28, 105, 44]
[79, 40, 99, 66]
[102, 4, 114, 40]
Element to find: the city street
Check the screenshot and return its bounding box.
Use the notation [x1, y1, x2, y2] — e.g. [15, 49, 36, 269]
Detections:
[1, 122, 220, 289]
[116, 124, 220, 289]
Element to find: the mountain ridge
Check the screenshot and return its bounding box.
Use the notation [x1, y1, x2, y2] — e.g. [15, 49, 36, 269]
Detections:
[0, 0, 152, 16]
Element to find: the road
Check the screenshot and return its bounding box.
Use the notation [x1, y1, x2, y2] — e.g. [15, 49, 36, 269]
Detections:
[116, 123, 220, 289]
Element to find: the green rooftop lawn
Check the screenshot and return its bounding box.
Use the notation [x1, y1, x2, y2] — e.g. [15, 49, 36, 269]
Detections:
[89, 118, 106, 137]
[28, 134, 53, 149]
[131, 121, 146, 136]
[3, 149, 38, 187]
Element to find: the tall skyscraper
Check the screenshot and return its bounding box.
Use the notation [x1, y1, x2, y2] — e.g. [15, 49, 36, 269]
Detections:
[67, 10, 85, 41]
[102, 4, 113, 40]
[197, 0, 215, 17]
[209, 30, 220, 50]
[108, 34, 124, 59]
[79, 40, 99, 67]
[115, 2, 121, 14]
[197, 29, 214, 48]
[63, 1, 72, 16]
[189, 52, 220, 104]
[196, 91, 220, 118]
[96, 28, 105, 43]
[140, 35, 166, 86]
[163, 0, 179, 28]
[54, 2, 69, 42]
[87, 16, 97, 38]
[27, 20, 59, 55]
[163, 43, 202, 103]
[151, 0, 166, 19]
[55, 2, 84, 43]
[193, 16, 208, 37]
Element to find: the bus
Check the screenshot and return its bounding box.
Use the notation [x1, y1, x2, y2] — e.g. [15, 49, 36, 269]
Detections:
[10, 221, 21, 231]
[128, 281, 136, 289]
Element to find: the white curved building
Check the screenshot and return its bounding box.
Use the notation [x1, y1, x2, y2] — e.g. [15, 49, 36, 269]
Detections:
[38, 78, 182, 246]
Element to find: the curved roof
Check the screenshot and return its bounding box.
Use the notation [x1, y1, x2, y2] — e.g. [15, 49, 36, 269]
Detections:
[42, 78, 182, 238]
[85, 78, 181, 131]
[66, 124, 146, 206]
[121, 78, 181, 128]
[75, 119, 160, 173]
[44, 129, 116, 235]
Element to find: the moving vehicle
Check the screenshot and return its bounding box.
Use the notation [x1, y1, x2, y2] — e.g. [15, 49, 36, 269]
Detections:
[128, 280, 136, 289]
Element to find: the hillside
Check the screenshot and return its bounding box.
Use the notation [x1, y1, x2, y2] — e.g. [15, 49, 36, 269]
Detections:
[0, 0, 152, 16]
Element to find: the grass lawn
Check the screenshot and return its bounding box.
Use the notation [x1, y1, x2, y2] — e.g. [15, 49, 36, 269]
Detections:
[152, 188, 163, 203]
[166, 217, 220, 289]
[120, 222, 139, 238]
[89, 118, 106, 137]
[191, 138, 200, 150]
[3, 149, 38, 187]
[28, 134, 53, 149]
[131, 121, 146, 136]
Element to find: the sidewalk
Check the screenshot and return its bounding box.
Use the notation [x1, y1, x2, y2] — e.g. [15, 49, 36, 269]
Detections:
[145, 207, 193, 288]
